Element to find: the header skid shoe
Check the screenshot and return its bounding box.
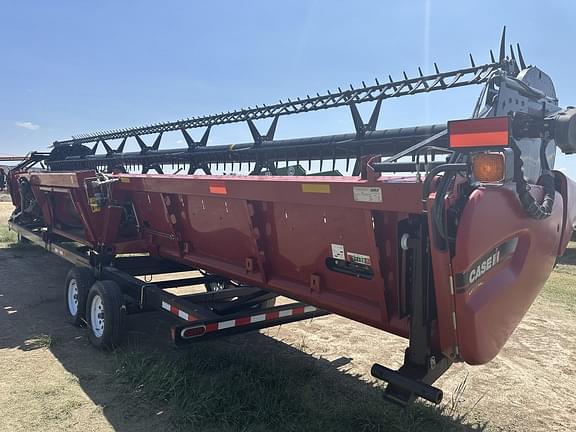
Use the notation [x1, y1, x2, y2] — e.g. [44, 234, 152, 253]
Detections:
[371, 354, 452, 405]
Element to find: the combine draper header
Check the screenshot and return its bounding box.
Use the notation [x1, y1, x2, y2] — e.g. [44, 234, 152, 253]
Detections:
[7, 28, 576, 406]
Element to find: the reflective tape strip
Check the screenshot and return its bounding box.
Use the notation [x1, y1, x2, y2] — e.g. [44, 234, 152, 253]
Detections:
[218, 320, 235, 330]
[250, 314, 266, 323]
[161, 301, 197, 322]
[164, 301, 319, 329]
[204, 305, 318, 334]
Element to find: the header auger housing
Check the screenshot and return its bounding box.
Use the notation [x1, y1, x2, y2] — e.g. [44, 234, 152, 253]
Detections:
[8, 28, 576, 406]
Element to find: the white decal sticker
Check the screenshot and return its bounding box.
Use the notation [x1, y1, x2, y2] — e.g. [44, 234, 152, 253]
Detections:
[353, 187, 382, 203]
[331, 243, 345, 260]
[347, 252, 372, 266]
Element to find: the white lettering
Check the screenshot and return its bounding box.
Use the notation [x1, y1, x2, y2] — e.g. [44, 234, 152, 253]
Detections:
[469, 268, 477, 284]
[467, 247, 502, 285]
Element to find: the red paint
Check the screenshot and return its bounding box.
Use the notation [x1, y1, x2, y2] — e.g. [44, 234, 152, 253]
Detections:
[451, 186, 563, 364]
[292, 306, 305, 315]
[265, 311, 280, 320]
[235, 316, 251, 326]
[206, 323, 219, 333]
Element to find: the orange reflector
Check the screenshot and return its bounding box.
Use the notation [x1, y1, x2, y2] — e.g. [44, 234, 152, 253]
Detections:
[472, 153, 505, 183]
[209, 184, 227, 194]
[448, 117, 509, 148]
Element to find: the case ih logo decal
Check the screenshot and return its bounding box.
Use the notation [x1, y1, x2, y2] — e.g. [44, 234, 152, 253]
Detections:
[470, 249, 500, 284]
[455, 238, 518, 291]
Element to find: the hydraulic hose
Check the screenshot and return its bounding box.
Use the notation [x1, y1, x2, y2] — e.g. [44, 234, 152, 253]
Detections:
[512, 138, 555, 220]
[516, 171, 555, 219]
[422, 161, 468, 249]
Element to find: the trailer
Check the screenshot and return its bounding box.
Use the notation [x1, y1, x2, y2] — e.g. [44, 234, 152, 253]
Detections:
[6, 28, 576, 406]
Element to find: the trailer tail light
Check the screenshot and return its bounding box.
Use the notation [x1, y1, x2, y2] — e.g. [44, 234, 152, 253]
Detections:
[181, 325, 207, 339]
[471, 153, 505, 184]
[448, 117, 510, 148]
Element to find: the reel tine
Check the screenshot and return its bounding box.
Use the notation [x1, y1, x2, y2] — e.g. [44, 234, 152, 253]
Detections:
[517, 43, 527, 69]
[498, 26, 506, 63]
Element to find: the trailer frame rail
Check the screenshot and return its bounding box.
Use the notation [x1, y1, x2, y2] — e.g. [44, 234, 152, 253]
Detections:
[8, 220, 330, 345]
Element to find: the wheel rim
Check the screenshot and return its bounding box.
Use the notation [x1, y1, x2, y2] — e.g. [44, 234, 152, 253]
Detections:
[90, 294, 105, 337]
[67, 279, 79, 316]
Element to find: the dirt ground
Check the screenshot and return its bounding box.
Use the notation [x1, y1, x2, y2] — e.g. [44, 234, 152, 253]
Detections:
[1, 197, 575, 431]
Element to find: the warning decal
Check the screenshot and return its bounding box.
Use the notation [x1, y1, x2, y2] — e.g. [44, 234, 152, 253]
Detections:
[331, 244, 345, 260]
[353, 187, 382, 203]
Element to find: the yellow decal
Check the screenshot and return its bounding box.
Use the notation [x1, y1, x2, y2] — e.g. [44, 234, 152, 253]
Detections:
[120, 177, 130, 183]
[301, 184, 331, 194]
[88, 197, 101, 213]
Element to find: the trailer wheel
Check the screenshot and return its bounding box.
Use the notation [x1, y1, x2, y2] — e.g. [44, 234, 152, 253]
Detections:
[64, 267, 95, 327]
[86, 280, 125, 350]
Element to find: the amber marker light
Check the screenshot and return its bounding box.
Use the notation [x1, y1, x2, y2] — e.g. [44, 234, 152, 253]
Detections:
[472, 153, 505, 183]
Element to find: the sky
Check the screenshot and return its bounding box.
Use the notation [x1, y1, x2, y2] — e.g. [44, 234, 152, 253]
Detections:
[1, 0, 575, 175]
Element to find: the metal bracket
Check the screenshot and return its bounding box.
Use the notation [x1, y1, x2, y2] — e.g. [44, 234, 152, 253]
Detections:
[247, 115, 279, 146]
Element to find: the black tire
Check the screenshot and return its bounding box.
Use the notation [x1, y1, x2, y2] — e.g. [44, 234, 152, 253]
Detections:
[64, 267, 95, 327]
[85, 280, 125, 350]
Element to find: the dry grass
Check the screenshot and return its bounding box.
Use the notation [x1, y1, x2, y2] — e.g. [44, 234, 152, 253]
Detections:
[542, 241, 576, 312]
[114, 346, 473, 432]
[0, 200, 16, 245]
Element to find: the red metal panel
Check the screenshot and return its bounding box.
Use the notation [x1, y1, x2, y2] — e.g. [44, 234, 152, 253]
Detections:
[260, 201, 389, 327]
[115, 174, 426, 214]
[107, 173, 426, 334]
[12, 170, 447, 342]
[121, 175, 403, 331]
[451, 186, 563, 364]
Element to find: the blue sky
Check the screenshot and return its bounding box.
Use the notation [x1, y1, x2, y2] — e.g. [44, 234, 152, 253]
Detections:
[1, 0, 575, 174]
